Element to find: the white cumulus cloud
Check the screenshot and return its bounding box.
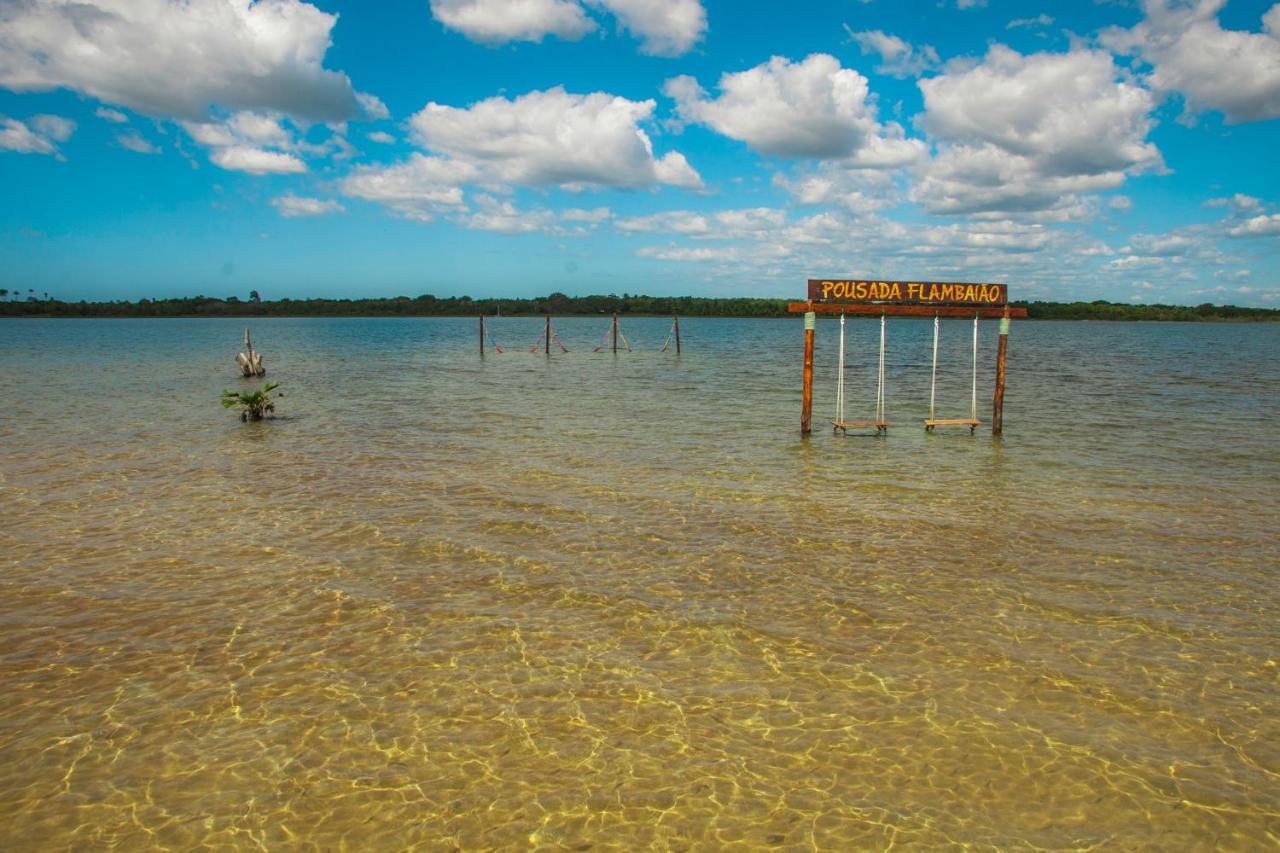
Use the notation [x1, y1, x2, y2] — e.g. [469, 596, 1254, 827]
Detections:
[116, 131, 158, 154]
[665, 54, 924, 165]
[179, 110, 351, 174]
[30, 113, 75, 141]
[0, 113, 74, 155]
[340, 154, 478, 221]
[271, 194, 345, 217]
[1125, 233, 1195, 255]
[636, 245, 738, 262]
[1102, 0, 1280, 123]
[463, 194, 557, 233]
[428, 0, 704, 54]
[914, 46, 1161, 215]
[0, 0, 368, 122]
[561, 207, 611, 222]
[429, 0, 594, 44]
[1227, 213, 1280, 238]
[409, 87, 700, 189]
[94, 107, 128, 123]
[210, 146, 306, 175]
[1205, 193, 1263, 212]
[0, 115, 53, 153]
[589, 0, 706, 57]
[846, 28, 939, 78]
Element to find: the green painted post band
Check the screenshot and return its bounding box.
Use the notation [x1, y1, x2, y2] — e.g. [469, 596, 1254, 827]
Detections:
[804, 311, 816, 331]
[999, 316, 1011, 336]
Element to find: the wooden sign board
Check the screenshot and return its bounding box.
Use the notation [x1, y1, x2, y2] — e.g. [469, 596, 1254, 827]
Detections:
[808, 279, 1007, 307]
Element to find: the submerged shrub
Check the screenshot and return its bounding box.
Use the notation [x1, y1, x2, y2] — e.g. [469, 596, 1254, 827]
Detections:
[222, 382, 280, 421]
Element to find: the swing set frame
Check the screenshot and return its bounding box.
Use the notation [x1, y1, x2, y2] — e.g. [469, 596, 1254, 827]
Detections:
[789, 279, 1028, 437]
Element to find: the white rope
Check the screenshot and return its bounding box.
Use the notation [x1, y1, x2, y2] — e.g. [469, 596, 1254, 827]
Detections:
[877, 313, 886, 423]
[929, 313, 939, 421]
[836, 313, 846, 423]
[971, 313, 979, 421]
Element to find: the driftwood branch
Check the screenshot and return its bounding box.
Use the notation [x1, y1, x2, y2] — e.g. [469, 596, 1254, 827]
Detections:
[236, 326, 265, 376]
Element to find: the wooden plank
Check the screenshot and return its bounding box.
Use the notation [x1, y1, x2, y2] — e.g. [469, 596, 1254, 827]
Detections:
[925, 418, 981, 426]
[833, 420, 889, 429]
[808, 279, 1007, 306]
[789, 302, 1027, 319]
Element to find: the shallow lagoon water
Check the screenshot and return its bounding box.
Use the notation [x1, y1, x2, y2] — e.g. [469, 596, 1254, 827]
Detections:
[1, 316, 1277, 848]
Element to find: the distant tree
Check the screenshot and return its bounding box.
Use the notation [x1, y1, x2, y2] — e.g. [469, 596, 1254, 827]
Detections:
[0, 289, 7, 300]
[249, 289, 261, 303]
[42, 292, 49, 301]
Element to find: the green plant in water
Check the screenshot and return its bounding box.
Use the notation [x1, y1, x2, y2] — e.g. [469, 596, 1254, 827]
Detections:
[222, 382, 280, 421]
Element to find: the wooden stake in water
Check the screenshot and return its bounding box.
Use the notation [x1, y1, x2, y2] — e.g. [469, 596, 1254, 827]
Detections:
[674, 316, 681, 354]
[801, 310, 815, 436]
[479, 315, 485, 357]
[993, 306, 1010, 435]
[612, 313, 618, 354]
[545, 316, 551, 356]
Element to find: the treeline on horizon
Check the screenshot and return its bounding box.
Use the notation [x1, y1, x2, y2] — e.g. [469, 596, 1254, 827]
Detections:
[1, 292, 1276, 322]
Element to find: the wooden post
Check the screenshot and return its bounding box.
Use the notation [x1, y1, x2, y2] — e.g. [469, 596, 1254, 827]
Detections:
[479, 315, 485, 356]
[801, 310, 815, 436]
[992, 306, 1010, 435]
[545, 316, 551, 355]
[674, 316, 681, 354]
[612, 312, 618, 354]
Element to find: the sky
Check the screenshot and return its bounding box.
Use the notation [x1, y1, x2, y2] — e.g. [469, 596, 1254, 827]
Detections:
[1, 0, 1279, 306]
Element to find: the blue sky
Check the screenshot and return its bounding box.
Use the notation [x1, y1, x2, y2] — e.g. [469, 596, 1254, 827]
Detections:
[1, 0, 1278, 305]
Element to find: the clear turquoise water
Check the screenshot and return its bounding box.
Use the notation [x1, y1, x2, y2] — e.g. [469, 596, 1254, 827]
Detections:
[1, 316, 1277, 848]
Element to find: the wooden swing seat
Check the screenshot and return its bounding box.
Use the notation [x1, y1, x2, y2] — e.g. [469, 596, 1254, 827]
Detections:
[924, 418, 980, 432]
[834, 420, 889, 432]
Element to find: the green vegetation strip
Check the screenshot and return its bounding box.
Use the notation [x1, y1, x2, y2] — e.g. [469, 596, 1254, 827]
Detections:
[2, 294, 1276, 322]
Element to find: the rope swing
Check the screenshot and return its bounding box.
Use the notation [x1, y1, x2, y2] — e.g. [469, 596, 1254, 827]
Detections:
[592, 314, 631, 352]
[530, 320, 570, 353]
[485, 321, 503, 353]
[925, 311, 981, 434]
[660, 316, 680, 353]
[833, 312, 889, 435]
